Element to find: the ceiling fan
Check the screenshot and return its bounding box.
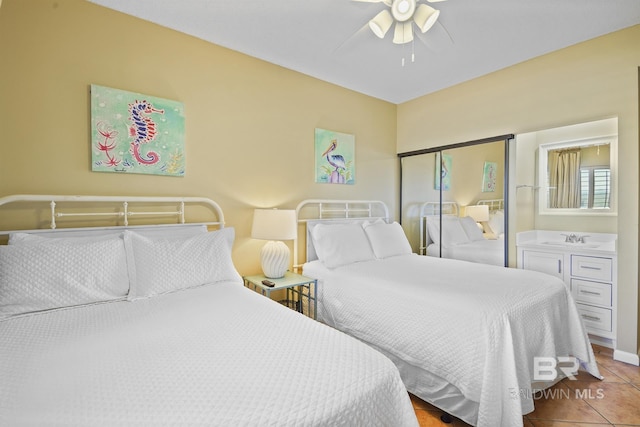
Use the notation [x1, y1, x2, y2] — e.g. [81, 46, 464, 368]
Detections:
[354, 0, 446, 44]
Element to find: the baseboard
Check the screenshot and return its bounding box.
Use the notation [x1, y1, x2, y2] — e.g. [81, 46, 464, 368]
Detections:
[613, 349, 640, 366]
[588, 334, 614, 349]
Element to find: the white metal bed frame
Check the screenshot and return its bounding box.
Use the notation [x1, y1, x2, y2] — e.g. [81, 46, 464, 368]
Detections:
[0, 194, 225, 236]
[293, 199, 390, 269]
[476, 198, 504, 212]
[418, 201, 459, 255]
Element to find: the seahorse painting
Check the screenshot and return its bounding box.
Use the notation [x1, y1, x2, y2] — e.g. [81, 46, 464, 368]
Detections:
[91, 85, 185, 177]
[128, 99, 164, 165]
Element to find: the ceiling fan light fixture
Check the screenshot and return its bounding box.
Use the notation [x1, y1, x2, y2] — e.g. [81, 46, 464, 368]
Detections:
[369, 9, 394, 38]
[414, 4, 440, 33]
[391, 0, 416, 22]
[392, 21, 413, 44]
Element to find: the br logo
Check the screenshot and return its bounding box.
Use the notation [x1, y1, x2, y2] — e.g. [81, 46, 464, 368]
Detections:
[533, 357, 579, 381]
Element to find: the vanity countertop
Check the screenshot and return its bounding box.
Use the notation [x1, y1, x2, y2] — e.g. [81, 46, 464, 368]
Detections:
[516, 230, 617, 255]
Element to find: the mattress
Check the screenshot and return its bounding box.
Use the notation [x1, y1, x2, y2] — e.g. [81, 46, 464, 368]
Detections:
[304, 254, 601, 427]
[0, 281, 418, 426]
[426, 237, 505, 266]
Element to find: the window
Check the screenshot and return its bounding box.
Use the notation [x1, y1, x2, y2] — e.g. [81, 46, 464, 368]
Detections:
[580, 167, 610, 209]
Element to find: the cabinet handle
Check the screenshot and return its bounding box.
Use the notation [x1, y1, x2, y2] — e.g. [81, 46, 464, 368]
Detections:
[580, 290, 601, 296]
[558, 260, 562, 274]
[581, 266, 602, 270]
[581, 314, 601, 322]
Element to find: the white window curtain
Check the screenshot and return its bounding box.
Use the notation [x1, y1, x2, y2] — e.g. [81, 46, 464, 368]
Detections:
[548, 149, 581, 208]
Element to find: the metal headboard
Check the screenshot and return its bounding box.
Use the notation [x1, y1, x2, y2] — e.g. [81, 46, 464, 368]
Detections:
[293, 199, 390, 269]
[418, 201, 459, 255]
[0, 194, 225, 236]
[476, 198, 504, 212]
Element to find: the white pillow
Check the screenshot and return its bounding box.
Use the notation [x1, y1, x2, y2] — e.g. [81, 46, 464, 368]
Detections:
[363, 221, 412, 259]
[487, 210, 504, 236]
[426, 216, 470, 248]
[8, 224, 207, 245]
[124, 227, 242, 299]
[0, 237, 130, 319]
[9, 232, 121, 245]
[311, 223, 375, 269]
[459, 216, 485, 241]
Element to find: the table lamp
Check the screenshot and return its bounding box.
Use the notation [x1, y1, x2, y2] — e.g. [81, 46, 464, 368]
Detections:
[465, 205, 489, 229]
[251, 208, 297, 278]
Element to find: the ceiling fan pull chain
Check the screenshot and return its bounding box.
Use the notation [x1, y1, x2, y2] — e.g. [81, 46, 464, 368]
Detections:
[412, 39, 416, 63]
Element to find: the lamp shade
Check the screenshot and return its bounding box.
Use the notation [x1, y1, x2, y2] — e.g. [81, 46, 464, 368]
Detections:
[413, 4, 440, 33]
[465, 205, 489, 222]
[393, 21, 413, 44]
[251, 209, 296, 241]
[369, 9, 393, 39]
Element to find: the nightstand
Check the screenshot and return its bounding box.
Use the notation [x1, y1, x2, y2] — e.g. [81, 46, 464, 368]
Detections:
[243, 272, 317, 319]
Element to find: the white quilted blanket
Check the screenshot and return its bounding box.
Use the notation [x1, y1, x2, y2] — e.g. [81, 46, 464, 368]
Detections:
[0, 282, 417, 426]
[304, 254, 601, 427]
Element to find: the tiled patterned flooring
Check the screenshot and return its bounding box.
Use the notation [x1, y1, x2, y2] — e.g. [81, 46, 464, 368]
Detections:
[410, 345, 640, 426]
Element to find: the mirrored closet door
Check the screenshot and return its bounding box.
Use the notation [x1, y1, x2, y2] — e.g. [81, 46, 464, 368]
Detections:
[399, 135, 512, 267]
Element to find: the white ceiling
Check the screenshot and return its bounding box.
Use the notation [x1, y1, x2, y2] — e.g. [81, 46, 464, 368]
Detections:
[88, 0, 640, 104]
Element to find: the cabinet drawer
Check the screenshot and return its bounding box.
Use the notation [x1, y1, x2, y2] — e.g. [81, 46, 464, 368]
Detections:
[571, 279, 612, 307]
[576, 304, 612, 332]
[571, 255, 612, 281]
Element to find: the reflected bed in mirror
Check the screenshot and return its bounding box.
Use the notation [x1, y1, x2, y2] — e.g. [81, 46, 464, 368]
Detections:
[419, 200, 505, 266]
[537, 121, 617, 216]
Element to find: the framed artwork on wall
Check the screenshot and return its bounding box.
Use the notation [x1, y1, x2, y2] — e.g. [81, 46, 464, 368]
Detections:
[90, 84, 185, 176]
[482, 161, 497, 192]
[435, 152, 452, 191]
[314, 128, 355, 184]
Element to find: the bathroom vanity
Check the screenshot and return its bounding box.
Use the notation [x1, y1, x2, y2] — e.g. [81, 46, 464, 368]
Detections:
[516, 230, 617, 348]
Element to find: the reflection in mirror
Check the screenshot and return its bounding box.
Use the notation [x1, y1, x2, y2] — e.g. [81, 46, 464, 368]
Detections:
[547, 143, 610, 209]
[399, 138, 509, 267]
[536, 120, 617, 216]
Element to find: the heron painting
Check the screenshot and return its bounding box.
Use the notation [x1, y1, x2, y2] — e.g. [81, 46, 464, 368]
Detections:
[315, 128, 355, 184]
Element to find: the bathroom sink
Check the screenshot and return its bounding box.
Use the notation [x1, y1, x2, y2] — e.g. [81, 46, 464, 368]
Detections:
[539, 241, 600, 248]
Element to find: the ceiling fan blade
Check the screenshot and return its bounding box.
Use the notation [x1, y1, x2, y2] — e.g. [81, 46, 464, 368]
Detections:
[413, 19, 454, 52]
[351, 0, 392, 5]
[331, 21, 371, 56]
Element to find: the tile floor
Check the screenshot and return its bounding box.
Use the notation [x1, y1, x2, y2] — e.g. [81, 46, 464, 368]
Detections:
[410, 345, 640, 426]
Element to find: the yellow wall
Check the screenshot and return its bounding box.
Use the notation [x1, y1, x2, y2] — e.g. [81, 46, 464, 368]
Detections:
[397, 26, 640, 356]
[0, 0, 398, 274]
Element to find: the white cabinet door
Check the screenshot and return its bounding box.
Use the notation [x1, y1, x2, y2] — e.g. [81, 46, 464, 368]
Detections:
[522, 250, 564, 280]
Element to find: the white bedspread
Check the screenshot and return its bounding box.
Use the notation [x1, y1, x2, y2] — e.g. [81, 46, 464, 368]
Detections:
[0, 281, 417, 426]
[426, 238, 504, 266]
[304, 254, 601, 427]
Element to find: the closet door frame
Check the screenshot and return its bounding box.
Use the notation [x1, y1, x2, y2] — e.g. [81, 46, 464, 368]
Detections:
[398, 134, 514, 267]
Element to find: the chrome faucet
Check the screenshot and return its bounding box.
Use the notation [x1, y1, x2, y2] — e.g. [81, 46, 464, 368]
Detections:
[561, 233, 589, 243]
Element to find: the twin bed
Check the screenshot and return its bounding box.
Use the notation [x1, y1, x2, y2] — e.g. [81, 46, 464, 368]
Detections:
[296, 199, 601, 427]
[0, 195, 417, 426]
[1, 195, 602, 427]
